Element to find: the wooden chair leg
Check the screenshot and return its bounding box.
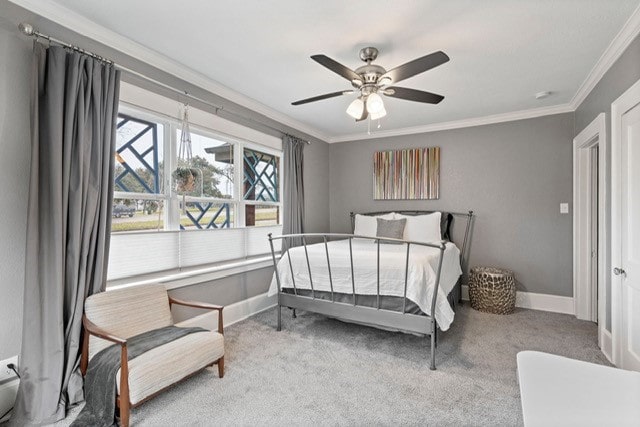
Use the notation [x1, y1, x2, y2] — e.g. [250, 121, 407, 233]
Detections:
[217, 356, 224, 378]
[80, 323, 89, 376]
[120, 399, 130, 427]
[119, 345, 131, 427]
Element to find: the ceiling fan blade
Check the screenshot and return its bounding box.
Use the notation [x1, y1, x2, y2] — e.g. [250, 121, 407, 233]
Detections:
[292, 90, 353, 106]
[381, 51, 449, 84]
[384, 87, 444, 104]
[311, 54, 361, 82]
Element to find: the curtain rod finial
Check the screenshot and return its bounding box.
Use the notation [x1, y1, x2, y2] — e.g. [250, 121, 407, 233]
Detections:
[18, 23, 34, 36]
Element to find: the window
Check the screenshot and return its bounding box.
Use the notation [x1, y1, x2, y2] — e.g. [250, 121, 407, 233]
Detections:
[177, 130, 234, 230]
[111, 108, 281, 233]
[115, 114, 162, 194]
[107, 101, 283, 282]
[113, 113, 165, 232]
[243, 147, 280, 227]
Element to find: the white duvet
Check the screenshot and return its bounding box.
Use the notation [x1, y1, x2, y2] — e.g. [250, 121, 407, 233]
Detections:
[268, 239, 462, 331]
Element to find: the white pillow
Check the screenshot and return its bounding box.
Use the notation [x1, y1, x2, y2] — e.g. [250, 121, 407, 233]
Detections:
[354, 213, 395, 238]
[394, 212, 442, 243]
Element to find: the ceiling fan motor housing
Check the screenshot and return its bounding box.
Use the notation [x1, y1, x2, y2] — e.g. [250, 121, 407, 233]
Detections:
[354, 47, 387, 88]
[355, 63, 387, 85]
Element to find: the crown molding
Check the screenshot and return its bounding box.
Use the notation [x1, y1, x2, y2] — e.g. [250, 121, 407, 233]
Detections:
[569, 4, 640, 109]
[328, 103, 574, 143]
[9, 0, 640, 144]
[7, 0, 331, 142]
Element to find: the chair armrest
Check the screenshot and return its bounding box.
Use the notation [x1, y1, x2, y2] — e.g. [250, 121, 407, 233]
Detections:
[168, 297, 224, 335]
[83, 316, 131, 408]
[168, 296, 223, 311]
[83, 314, 127, 346]
[81, 314, 128, 377]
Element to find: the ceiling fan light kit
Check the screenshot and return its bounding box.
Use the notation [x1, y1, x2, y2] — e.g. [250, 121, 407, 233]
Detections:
[346, 97, 365, 119]
[370, 106, 387, 121]
[366, 92, 385, 114]
[292, 46, 449, 124]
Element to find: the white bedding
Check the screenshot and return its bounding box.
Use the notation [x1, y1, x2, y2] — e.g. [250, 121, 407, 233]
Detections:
[268, 239, 462, 331]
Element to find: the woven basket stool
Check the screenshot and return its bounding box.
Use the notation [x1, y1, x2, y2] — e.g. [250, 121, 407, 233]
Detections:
[468, 266, 516, 314]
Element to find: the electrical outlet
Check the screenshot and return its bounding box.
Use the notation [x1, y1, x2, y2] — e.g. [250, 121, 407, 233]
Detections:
[0, 356, 18, 384]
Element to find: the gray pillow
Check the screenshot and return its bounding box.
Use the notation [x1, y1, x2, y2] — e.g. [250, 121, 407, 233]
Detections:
[376, 218, 407, 241]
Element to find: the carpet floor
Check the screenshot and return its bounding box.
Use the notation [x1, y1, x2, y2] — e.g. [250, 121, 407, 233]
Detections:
[57, 303, 608, 426]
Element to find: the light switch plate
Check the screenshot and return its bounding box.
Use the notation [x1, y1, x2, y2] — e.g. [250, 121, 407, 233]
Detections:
[560, 203, 569, 214]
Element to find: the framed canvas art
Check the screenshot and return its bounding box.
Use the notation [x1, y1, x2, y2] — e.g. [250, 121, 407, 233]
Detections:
[373, 147, 440, 200]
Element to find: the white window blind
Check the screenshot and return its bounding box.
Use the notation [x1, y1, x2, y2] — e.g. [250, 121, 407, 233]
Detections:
[245, 225, 282, 257]
[108, 232, 179, 280]
[107, 225, 282, 281]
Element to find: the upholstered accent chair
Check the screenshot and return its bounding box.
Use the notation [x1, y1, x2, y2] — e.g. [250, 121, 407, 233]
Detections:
[80, 284, 225, 427]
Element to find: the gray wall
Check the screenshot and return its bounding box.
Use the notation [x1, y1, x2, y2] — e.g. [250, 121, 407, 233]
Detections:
[0, 20, 31, 359]
[574, 33, 640, 331]
[302, 139, 330, 233]
[329, 113, 575, 297]
[168, 267, 274, 323]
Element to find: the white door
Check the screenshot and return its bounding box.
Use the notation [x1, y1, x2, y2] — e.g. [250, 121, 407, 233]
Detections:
[613, 84, 640, 371]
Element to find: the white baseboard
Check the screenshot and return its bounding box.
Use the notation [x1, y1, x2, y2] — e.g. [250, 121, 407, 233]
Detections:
[0, 379, 19, 423]
[175, 292, 277, 330]
[600, 328, 613, 364]
[182, 286, 575, 328]
[461, 285, 574, 315]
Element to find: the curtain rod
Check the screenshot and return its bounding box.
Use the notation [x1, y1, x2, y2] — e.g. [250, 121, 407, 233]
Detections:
[17, 23, 311, 145]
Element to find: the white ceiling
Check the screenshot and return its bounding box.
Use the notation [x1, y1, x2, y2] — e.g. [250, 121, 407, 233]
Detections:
[15, 0, 640, 141]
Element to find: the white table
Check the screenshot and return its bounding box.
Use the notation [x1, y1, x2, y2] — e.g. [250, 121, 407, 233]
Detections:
[517, 351, 640, 426]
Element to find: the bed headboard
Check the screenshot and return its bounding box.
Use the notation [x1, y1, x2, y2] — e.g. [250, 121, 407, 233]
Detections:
[349, 210, 475, 280]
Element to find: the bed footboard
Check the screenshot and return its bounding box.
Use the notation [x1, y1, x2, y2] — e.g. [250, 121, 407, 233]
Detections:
[268, 233, 445, 370]
[267, 210, 474, 370]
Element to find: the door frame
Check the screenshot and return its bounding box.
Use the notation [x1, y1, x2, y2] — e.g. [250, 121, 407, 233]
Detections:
[573, 113, 608, 346]
[611, 77, 640, 367]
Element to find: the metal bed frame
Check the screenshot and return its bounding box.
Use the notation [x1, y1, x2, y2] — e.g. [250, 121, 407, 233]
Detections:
[268, 210, 474, 370]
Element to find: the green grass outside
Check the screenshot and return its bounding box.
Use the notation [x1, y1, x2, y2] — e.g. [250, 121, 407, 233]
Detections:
[111, 211, 277, 232]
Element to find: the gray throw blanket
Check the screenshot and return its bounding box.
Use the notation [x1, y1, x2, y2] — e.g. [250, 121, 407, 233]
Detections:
[72, 325, 206, 427]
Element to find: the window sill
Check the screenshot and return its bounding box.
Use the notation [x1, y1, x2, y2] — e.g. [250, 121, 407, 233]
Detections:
[106, 255, 276, 291]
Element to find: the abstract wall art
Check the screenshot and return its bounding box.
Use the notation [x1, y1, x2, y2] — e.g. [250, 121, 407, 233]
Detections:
[373, 147, 440, 200]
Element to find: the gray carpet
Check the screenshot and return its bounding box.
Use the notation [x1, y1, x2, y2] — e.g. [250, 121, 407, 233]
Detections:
[56, 303, 608, 426]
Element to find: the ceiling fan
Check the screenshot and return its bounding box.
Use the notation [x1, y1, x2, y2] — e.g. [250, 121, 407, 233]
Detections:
[292, 47, 449, 121]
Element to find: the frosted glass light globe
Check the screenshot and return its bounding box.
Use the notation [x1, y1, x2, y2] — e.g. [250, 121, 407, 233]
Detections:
[366, 93, 384, 114]
[370, 105, 387, 120]
[346, 97, 365, 119]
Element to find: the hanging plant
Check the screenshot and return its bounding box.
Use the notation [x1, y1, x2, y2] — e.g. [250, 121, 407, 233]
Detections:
[172, 166, 199, 193]
[173, 104, 203, 195]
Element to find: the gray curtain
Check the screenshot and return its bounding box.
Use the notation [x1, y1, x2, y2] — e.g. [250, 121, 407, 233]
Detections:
[12, 43, 120, 425]
[281, 134, 306, 252]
